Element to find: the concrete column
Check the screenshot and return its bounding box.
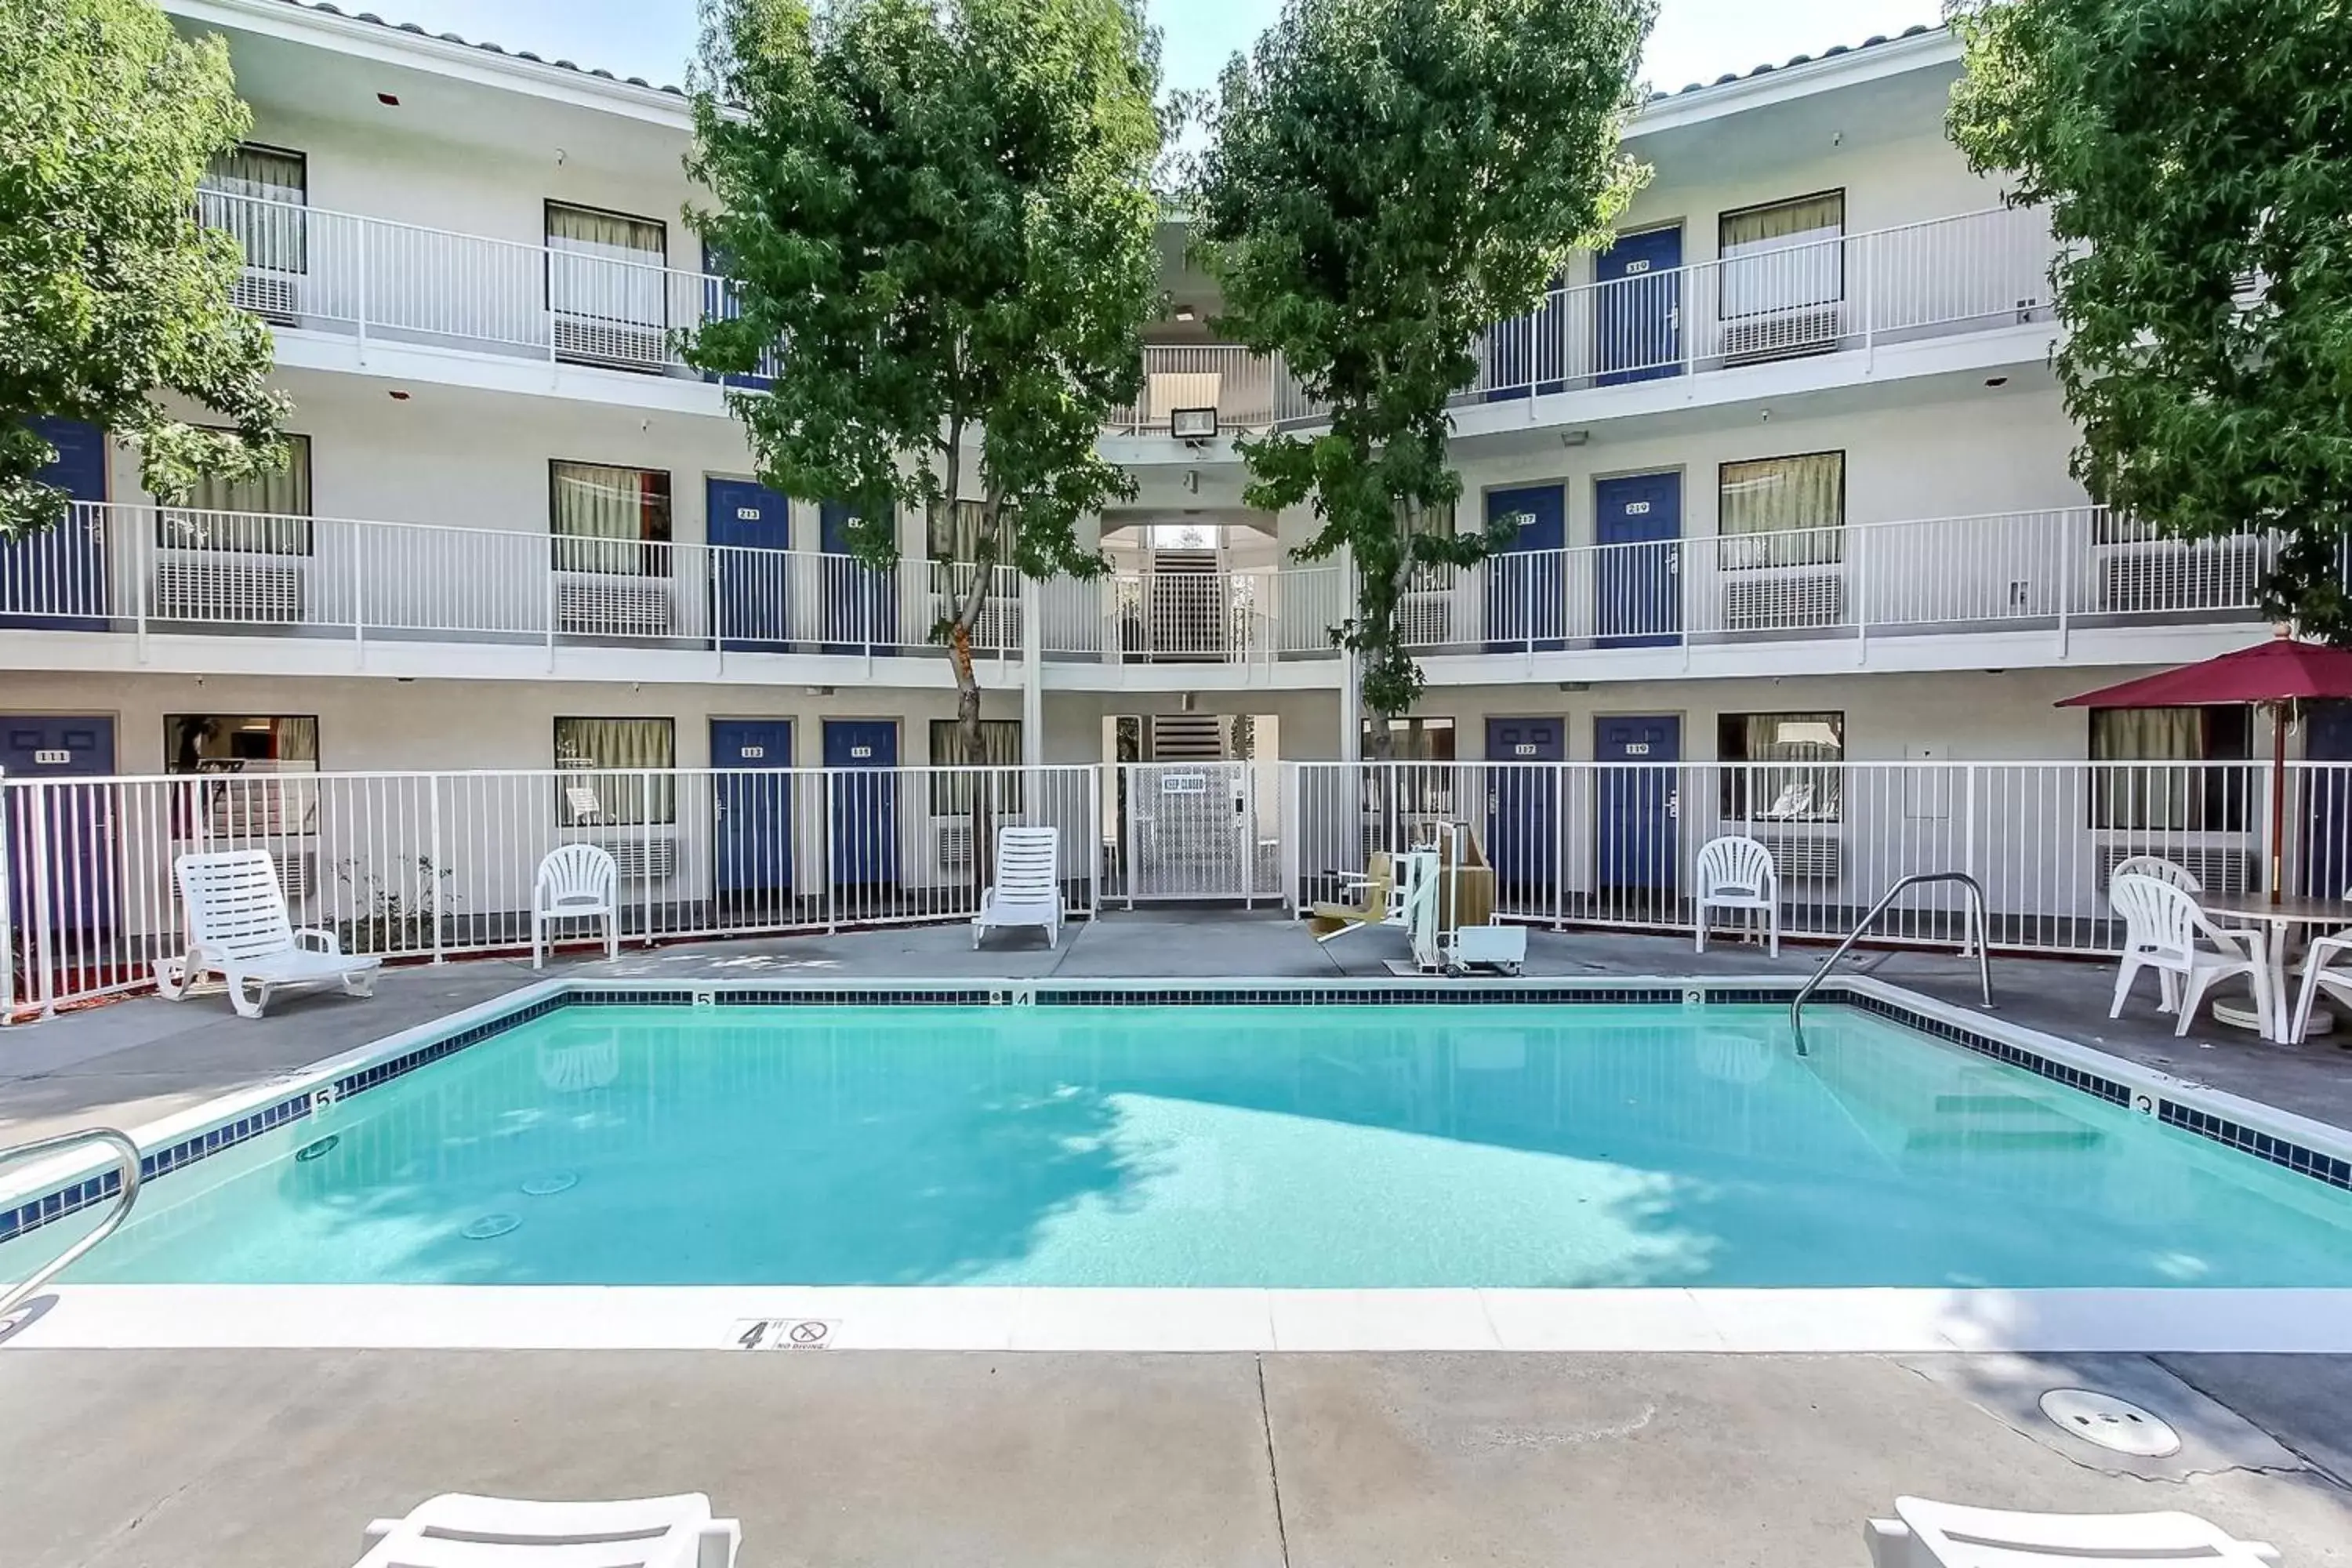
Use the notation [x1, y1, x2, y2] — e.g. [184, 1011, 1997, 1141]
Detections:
[1021, 573, 1044, 767]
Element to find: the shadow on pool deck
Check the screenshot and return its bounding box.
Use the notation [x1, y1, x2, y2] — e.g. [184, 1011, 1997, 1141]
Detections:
[5, 910, 2350, 1148]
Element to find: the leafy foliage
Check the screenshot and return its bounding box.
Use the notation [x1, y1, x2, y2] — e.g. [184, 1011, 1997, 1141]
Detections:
[1949, 0, 2352, 638]
[1194, 0, 1652, 732]
[0, 0, 288, 537]
[686, 0, 1166, 753]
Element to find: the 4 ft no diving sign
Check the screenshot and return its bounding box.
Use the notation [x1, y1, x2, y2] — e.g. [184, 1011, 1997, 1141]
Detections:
[733, 1317, 837, 1350]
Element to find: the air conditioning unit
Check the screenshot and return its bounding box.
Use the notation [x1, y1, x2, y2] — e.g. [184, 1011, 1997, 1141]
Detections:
[934, 818, 975, 874]
[2098, 539, 2264, 614]
[557, 575, 673, 637]
[1756, 834, 1842, 884]
[554, 314, 666, 371]
[1722, 572, 1844, 630]
[1720, 304, 1842, 364]
[232, 270, 302, 324]
[599, 835, 678, 881]
[2097, 845, 2256, 895]
[154, 557, 303, 622]
[270, 848, 318, 901]
[1399, 588, 1454, 648]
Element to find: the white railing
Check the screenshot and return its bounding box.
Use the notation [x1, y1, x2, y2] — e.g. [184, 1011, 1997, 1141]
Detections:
[1398, 507, 2275, 653]
[1472, 205, 2056, 400]
[4, 502, 1025, 660]
[195, 190, 779, 382]
[10, 757, 2349, 1019]
[1036, 562, 1349, 663]
[0, 764, 1102, 1018]
[1105, 346, 1318, 435]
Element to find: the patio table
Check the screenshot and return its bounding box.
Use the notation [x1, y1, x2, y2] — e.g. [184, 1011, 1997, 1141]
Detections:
[2195, 892, 2352, 1043]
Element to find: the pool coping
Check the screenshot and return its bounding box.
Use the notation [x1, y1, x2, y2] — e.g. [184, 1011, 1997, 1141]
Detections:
[6, 974, 2352, 1354]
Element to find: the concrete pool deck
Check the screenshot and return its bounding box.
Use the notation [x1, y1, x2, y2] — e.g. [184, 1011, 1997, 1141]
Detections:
[5, 916, 2352, 1566]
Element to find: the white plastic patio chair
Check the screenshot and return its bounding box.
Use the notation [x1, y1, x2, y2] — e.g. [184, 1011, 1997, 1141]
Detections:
[533, 842, 620, 970]
[1694, 833, 1779, 956]
[355, 1493, 740, 1568]
[2291, 928, 2352, 1042]
[2110, 857, 2202, 1009]
[2107, 873, 2272, 1038]
[1864, 1496, 2278, 1568]
[973, 825, 1062, 948]
[154, 849, 380, 1019]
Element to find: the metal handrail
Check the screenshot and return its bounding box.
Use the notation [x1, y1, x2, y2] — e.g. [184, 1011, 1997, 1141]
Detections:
[0, 1128, 142, 1319]
[1788, 872, 1994, 1054]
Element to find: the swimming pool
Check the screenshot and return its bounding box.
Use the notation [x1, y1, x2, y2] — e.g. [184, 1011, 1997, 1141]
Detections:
[12, 996, 2352, 1291]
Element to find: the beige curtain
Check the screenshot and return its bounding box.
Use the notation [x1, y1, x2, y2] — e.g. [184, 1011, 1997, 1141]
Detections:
[546, 203, 666, 328]
[552, 462, 669, 575]
[167, 434, 311, 554]
[1720, 192, 1844, 318]
[201, 145, 307, 274]
[555, 717, 676, 826]
[930, 499, 992, 561]
[931, 719, 1023, 815]
[2091, 707, 2202, 830]
[1719, 452, 1843, 568]
[1721, 711, 1843, 822]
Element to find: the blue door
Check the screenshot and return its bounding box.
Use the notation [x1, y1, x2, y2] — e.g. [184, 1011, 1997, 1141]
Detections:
[1, 418, 109, 630]
[820, 499, 896, 652]
[1594, 471, 1681, 648]
[1, 717, 119, 952]
[2305, 702, 2352, 900]
[1486, 717, 1563, 893]
[698, 241, 774, 393]
[706, 478, 792, 652]
[1483, 485, 1566, 652]
[823, 719, 898, 887]
[711, 719, 794, 902]
[1595, 226, 1682, 385]
[1482, 273, 1566, 401]
[1595, 715, 1679, 896]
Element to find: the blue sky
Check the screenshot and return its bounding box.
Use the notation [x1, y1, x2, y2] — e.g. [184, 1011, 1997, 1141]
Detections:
[356, 0, 1946, 97]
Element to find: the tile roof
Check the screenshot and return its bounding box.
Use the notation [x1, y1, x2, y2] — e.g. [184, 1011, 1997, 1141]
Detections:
[256, 0, 691, 97]
[1649, 22, 1947, 102]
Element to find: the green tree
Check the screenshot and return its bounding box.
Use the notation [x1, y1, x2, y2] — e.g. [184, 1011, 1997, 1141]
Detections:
[1194, 0, 1652, 753]
[685, 0, 1165, 762]
[0, 0, 289, 538]
[1949, 0, 2352, 638]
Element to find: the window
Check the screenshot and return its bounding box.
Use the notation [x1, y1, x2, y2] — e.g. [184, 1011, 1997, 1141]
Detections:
[1719, 191, 1844, 319]
[929, 499, 1022, 561]
[160, 433, 312, 554]
[555, 717, 676, 827]
[1719, 711, 1844, 822]
[546, 201, 667, 332]
[201, 143, 307, 274]
[2089, 706, 2252, 831]
[928, 719, 1023, 814]
[550, 461, 671, 575]
[165, 714, 318, 837]
[1718, 451, 1844, 570]
[1396, 498, 1457, 540]
[1363, 717, 1457, 811]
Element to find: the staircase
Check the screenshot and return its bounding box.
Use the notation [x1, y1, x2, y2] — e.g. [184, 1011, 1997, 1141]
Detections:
[1904, 1091, 2106, 1153]
[1144, 547, 1226, 662]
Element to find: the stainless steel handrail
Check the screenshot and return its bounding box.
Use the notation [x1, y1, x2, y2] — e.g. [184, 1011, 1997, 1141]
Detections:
[0, 1128, 142, 1319]
[1788, 872, 1993, 1054]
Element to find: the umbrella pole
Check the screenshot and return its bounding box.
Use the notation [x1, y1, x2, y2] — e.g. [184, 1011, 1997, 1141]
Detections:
[2271, 703, 2288, 906]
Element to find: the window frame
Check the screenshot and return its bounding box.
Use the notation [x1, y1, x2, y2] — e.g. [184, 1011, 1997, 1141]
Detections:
[553, 715, 678, 827]
[1715, 448, 1846, 571]
[1716, 710, 1846, 824]
[158, 431, 314, 555]
[2088, 705, 2253, 833]
[1716, 188, 1846, 321]
[164, 712, 321, 838]
[548, 459, 673, 578]
[927, 717, 1025, 815]
[543, 199, 671, 332]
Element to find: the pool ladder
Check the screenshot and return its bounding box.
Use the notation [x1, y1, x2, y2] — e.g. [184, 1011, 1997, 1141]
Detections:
[1788, 872, 1993, 1054]
[0, 1127, 142, 1321]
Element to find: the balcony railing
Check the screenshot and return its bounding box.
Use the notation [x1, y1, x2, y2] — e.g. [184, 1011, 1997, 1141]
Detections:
[1037, 562, 1349, 663]
[1397, 507, 2275, 655]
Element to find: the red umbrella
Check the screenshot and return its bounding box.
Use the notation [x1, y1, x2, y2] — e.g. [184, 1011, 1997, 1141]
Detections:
[2060, 636, 2352, 903]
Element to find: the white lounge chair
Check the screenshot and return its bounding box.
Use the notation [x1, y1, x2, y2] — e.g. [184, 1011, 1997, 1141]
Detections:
[533, 842, 621, 970]
[357, 1493, 740, 1568]
[973, 825, 1062, 948]
[1695, 833, 1780, 956]
[1865, 1496, 2278, 1568]
[2108, 873, 2272, 1038]
[154, 849, 380, 1019]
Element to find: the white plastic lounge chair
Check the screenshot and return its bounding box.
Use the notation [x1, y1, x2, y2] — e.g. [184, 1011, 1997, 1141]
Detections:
[356, 1492, 740, 1568]
[1864, 1496, 2278, 1568]
[1695, 833, 1780, 956]
[533, 842, 621, 970]
[154, 849, 380, 1019]
[2107, 873, 2272, 1038]
[972, 825, 1062, 948]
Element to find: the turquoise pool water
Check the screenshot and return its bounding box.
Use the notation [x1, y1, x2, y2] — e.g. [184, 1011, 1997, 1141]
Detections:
[18, 1004, 2352, 1288]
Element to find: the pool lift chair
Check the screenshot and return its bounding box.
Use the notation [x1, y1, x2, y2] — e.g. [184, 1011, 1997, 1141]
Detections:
[1404, 821, 1527, 977]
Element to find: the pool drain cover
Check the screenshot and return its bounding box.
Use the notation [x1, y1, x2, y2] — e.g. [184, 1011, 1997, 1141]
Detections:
[293, 1134, 340, 1163]
[521, 1173, 578, 1197]
[2038, 1388, 2180, 1457]
[463, 1214, 522, 1240]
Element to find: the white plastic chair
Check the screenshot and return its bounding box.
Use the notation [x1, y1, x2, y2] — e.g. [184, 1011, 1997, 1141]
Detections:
[2291, 929, 2352, 1041]
[1694, 834, 1780, 956]
[2107, 873, 2272, 1037]
[533, 843, 620, 970]
[1865, 1495, 2278, 1568]
[2109, 857, 2202, 1009]
[154, 849, 380, 1019]
[973, 825, 1062, 948]
[356, 1493, 739, 1568]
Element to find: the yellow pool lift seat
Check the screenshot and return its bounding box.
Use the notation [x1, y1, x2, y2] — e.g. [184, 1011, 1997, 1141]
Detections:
[1308, 851, 1400, 941]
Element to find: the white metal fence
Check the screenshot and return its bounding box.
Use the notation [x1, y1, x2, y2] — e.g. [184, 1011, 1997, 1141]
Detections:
[9, 758, 2350, 1021]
